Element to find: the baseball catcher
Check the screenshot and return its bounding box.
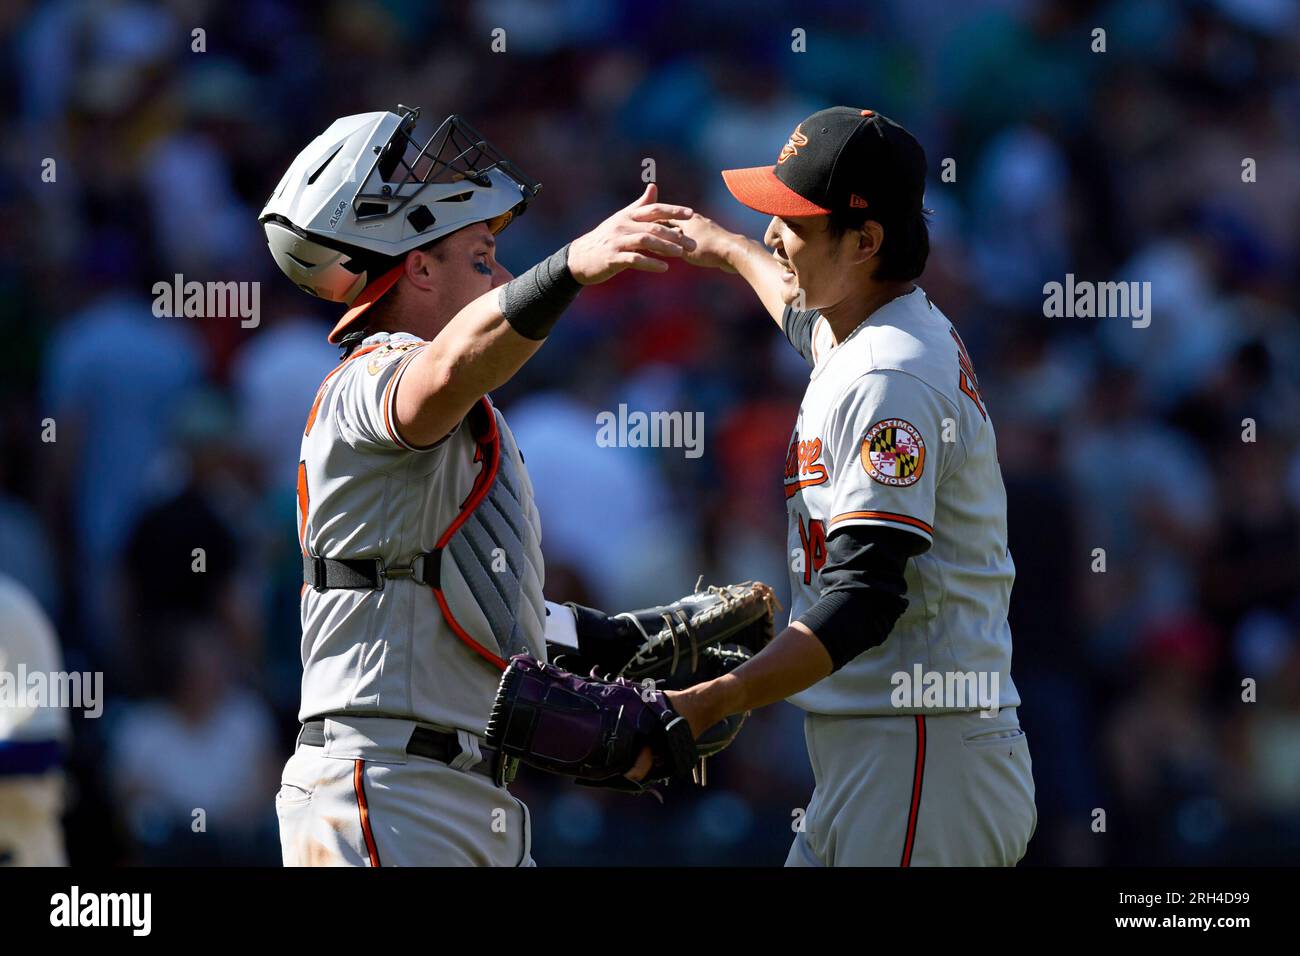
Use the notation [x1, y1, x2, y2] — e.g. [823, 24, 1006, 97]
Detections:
[261, 105, 774, 866]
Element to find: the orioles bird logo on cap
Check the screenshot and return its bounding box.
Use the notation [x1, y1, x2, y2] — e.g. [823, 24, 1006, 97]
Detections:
[777, 125, 809, 164]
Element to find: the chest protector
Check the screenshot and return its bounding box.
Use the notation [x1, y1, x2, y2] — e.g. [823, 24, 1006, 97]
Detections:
[433, 398, 547, 671]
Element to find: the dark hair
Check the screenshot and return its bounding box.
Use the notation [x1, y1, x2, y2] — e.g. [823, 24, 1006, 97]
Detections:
[827, 205, 931, 282]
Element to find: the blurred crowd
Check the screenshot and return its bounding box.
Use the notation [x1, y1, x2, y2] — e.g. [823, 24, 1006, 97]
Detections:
[1, 0, 1297, 865]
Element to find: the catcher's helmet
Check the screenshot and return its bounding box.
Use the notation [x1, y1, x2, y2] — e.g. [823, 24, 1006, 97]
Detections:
[259, 106, 540, 342]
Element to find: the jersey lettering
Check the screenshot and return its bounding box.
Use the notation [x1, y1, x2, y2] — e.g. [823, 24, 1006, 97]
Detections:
[785, 434, 830, 498]
[949, 327, 986, 420]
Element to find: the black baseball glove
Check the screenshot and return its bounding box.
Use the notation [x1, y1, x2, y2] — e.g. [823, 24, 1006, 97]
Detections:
[484, 654, 698, 795]
[547, 580, 779, 765]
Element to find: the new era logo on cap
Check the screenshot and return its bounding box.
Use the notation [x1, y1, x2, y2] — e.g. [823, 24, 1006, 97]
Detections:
[721, 106, 926, 219]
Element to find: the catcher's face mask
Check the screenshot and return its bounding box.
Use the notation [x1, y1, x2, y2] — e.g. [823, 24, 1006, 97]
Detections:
[355, 107, 541, 234]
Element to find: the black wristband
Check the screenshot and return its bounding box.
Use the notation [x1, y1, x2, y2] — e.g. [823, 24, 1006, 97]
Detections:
[498, 243, 583, 340]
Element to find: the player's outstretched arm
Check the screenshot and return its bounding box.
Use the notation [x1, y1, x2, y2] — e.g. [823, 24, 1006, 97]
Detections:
[395, 184, 694, 446]
[666, 622, 833, 738]
[662, 523, 921, 747]
[679, 213, 790, 327]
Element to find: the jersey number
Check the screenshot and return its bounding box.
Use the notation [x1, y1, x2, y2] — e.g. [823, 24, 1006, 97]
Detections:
[797, 515, 827, 585]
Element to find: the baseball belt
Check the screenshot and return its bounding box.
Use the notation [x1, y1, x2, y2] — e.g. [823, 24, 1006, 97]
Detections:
[297, 718, 516, 785]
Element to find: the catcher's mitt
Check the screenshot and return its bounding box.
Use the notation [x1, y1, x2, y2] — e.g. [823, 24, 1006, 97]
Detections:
[615, 580, 779, 687]
[615, 581, 777, 764]
[484, 655, 697, 794]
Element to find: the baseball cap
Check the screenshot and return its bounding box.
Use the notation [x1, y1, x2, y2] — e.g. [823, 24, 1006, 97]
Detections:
[722, 107, 926, 219]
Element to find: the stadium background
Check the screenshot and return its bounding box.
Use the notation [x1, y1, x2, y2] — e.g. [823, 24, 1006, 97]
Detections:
[1, 0, 1298, 865]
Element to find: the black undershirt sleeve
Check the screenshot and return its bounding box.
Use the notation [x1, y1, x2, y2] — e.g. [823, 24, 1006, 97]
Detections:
[797, 524, 928, 671]
[781, 306, 820, 365]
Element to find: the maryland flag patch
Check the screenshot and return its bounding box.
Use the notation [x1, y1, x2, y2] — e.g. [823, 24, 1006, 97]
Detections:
[861, 418, 926, 487]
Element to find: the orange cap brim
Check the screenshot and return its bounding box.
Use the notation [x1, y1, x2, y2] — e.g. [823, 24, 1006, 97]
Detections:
[328, 264, 405, 344]
[721, 166, 831, 217]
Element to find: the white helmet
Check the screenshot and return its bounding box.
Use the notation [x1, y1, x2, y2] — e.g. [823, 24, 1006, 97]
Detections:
[259, 106, 540, 341]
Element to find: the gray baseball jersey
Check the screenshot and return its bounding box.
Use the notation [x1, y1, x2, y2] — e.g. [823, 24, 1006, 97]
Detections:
[781, 286, 1020, 716]
[295, 330, 547, 734]
[281, 329, 551, 867]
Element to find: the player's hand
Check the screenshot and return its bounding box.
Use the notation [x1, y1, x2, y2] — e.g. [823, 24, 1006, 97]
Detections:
[679, 213, 740, 273]
[567, 183, 695, 285]
[623, 687, 719, 781]
[624, 745, 654, 782]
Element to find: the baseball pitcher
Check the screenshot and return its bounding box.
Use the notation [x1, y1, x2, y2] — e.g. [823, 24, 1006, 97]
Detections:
[660, 107, 1038, 865]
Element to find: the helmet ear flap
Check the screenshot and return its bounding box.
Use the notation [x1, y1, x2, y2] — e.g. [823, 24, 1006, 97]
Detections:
[262, 218, 377, 304]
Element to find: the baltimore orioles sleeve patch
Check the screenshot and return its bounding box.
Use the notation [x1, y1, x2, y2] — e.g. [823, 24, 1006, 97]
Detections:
[860, 418, 926, 487]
